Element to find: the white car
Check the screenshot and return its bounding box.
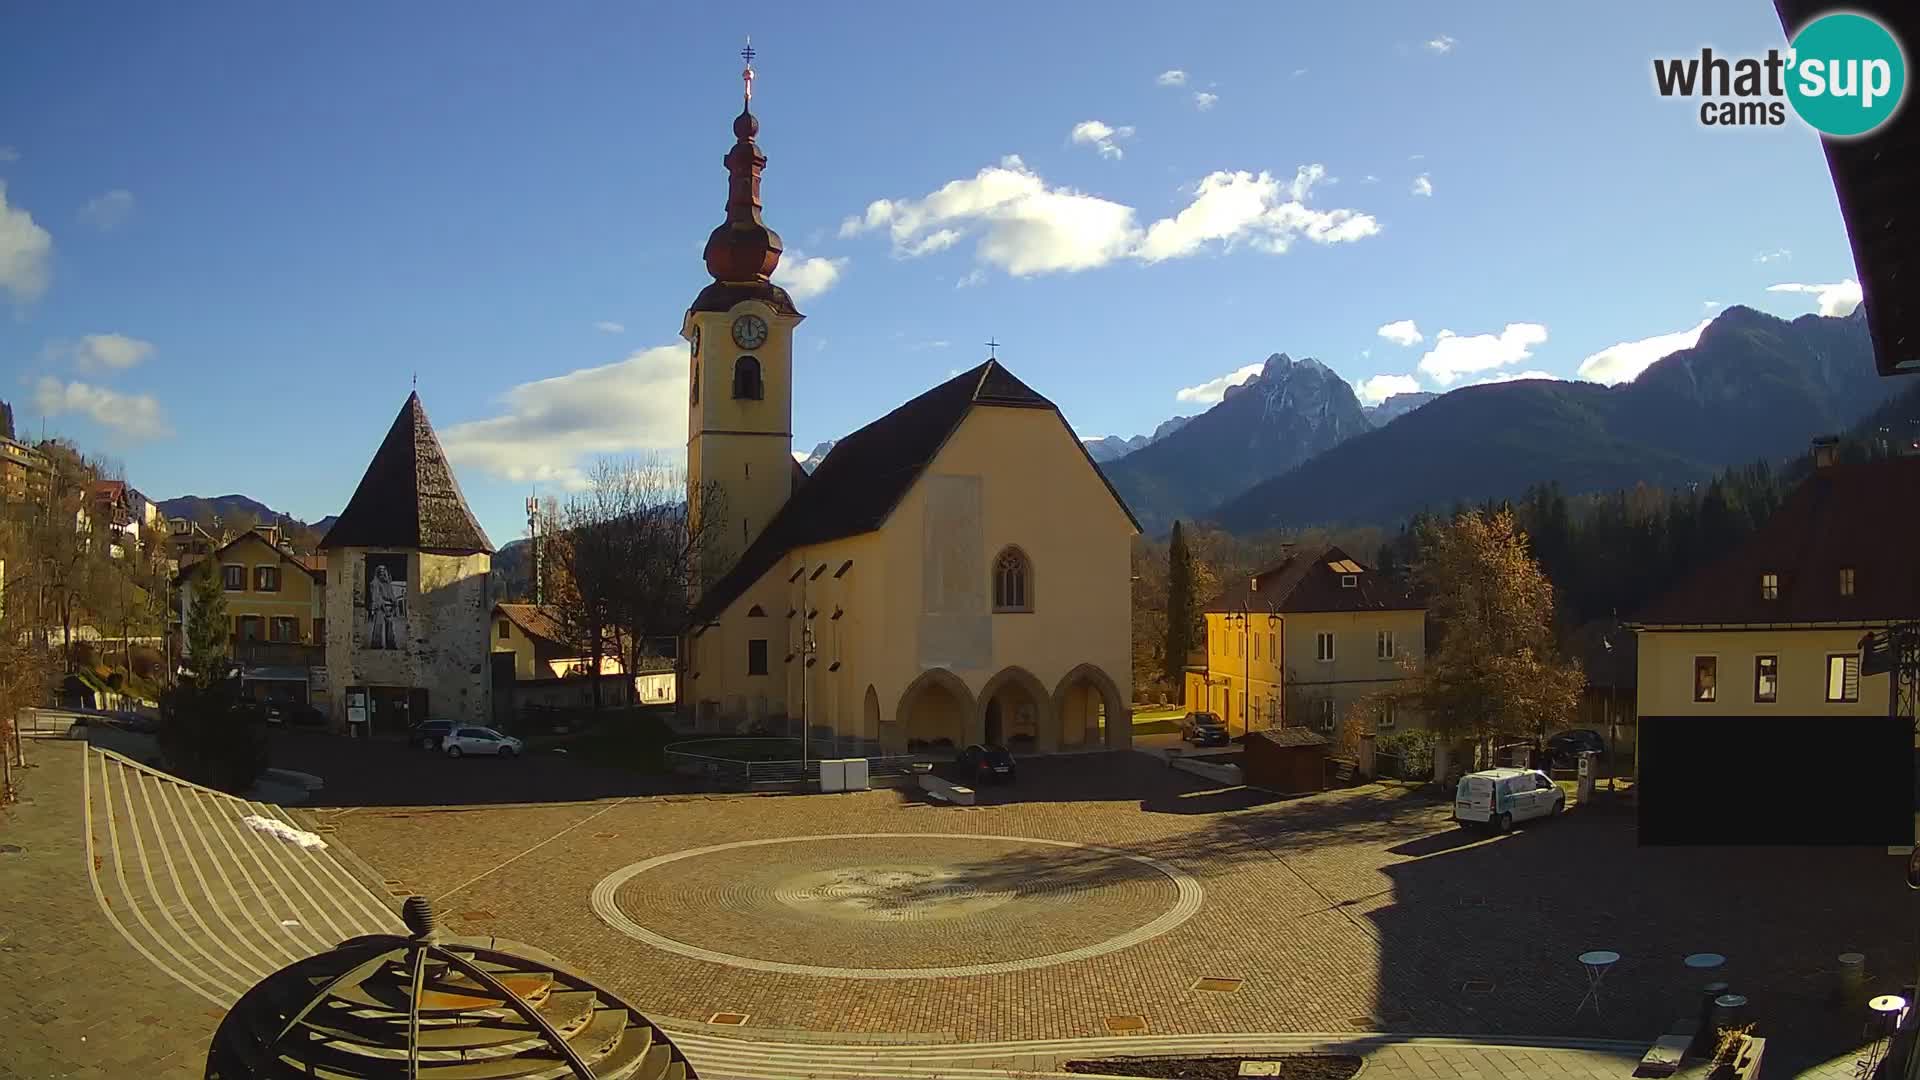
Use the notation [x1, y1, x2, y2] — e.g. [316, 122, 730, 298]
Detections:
[442, 726, 524, 759]
[1454, 768, 1565, 832]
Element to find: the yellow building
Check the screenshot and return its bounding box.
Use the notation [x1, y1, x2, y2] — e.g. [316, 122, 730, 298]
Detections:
[1632, 446, 1919, 754]
[1189, 545, 1425, 739]
[174, 525, 328, 703]
[680, 72, 1138, 755]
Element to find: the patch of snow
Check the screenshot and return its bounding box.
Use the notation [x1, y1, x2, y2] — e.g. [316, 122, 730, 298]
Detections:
[243, 814, 329, 850]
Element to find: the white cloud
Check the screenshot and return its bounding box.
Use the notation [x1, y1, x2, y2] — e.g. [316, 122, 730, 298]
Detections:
[45, 332, 156, 372]
[1156, 70, 1188, 86]
[1356, 373, 1422, 405]
[1469, 369, 1560, 387]
[1754, 248, 1791, 264]
[1377, 319, 1423, 347]
[1702, 299, 1721, 310]
[79, 189, 134, 231]
[1193, 91, 1219, 110]
[1362, 174, 1380, 184]
[1291, 68, 1309, 78]
[842, 157, 1379, 280]
[1425, 35, 1456, 54]
[0, 181, 52, 303]
[1410, 173, 1433, 197]
[1070, 120, 1135, 160]
[955, 268, 986, 289]
[1175, 362, 1263, 405]
[1416, 323, 1549, 385]
[1575, 319, 1710, 385]
[772, 248, 847, 301]
[32, 377, 171, 439]
[594, 321, 625, 334]
[1766, 279, 1863, 317]
[0, 147, 18, 163]
[441, 345, 689, 490]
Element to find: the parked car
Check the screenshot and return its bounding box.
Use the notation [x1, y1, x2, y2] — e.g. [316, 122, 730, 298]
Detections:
[443, 726, 523, 759]
[1180, 712, 1230, 746]
[1454, 768, 1565, 833]
[956, 743, 1016, 784]
[408, 719, 456, 751]
[1545, 728, 1606, 769]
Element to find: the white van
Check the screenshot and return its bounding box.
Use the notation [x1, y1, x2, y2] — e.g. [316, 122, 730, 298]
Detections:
[1454, 768, 1565, 832]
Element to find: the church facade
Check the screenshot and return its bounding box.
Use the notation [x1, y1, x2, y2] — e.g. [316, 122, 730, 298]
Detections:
[680, 60, 1138, 755]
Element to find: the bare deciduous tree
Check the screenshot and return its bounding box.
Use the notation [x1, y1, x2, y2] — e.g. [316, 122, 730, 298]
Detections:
[543, 457, 728, 711]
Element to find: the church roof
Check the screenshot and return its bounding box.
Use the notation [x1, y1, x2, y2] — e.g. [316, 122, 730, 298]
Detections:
[319, 392, 494, 555]
[692, 358, 1140, 624]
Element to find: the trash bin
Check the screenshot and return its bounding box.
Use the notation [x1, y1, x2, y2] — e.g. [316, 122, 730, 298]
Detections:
[1691, 981, 1730, 1056]
[1839, 952, 1867, 999]
[1711, 993, 1748, 1035]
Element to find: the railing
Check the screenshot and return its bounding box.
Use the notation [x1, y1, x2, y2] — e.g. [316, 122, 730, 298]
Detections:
[662, 745, 932, 790]
[233, 641, 324, 668]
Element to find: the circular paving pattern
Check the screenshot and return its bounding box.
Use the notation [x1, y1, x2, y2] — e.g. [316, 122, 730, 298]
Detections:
[590, 833, 1204, 979]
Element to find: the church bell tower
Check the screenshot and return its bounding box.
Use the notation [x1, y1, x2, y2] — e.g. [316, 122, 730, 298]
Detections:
[683, 41, 803, 566]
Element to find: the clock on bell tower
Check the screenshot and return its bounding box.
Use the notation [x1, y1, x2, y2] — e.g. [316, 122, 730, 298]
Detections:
[684, 43, 804, 567]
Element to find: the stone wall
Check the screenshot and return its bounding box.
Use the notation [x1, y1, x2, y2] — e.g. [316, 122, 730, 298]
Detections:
[323, 548, 492, 729]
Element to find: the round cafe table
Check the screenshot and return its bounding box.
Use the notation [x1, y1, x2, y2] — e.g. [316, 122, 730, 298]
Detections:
[1684, 953, 1726, 972]
[1576, 950, 1621, 1017]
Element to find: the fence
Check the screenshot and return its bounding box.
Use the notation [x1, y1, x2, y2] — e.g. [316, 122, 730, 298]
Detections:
[662, 744, 929, 790]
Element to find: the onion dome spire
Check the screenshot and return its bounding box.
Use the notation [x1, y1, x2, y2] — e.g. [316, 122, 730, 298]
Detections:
[704, 37, 784, 284]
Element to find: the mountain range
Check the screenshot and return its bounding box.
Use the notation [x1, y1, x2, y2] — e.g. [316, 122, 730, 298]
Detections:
[1211, 305, 1890, 534]
[1083, 416, 1194, 463]
[1101, 352, 1376, 534]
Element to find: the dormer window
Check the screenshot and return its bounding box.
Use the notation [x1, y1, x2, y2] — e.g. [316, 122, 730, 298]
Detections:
[732, 355, 764, 400]
[1340, 574, 1357, 589]
[1839, 567, 1855, 597]
[1760, 572, 1779, 600]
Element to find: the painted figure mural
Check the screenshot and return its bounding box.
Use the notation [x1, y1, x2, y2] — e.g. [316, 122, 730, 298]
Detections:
[366, 554, 409, 650]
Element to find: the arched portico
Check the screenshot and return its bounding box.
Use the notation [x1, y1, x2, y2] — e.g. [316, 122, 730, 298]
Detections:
[890, 668, 975, 754]
[975, 666, 1055, 752]
[1052, 663, 1130, 750]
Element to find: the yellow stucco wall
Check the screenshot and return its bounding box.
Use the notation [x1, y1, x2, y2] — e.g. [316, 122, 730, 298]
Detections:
[209, 533, 325, 641]
[1194, 607, 1425, 736]
[684, 299, 802, 558]
[1635, 628, 1887, 717]
[688, 400, 1136, 752]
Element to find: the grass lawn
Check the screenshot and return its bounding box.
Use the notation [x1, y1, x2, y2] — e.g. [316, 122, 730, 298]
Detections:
[1131, 719, 1180, 736]
[1132, 707, 1185, 723]
[527, 711, 679, 773]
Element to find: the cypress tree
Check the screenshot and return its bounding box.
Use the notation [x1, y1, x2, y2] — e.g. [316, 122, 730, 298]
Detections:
[1164, 521, 1194, 688]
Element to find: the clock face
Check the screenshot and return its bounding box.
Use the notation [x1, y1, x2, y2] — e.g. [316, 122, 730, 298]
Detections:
[732, 314, 769, 350]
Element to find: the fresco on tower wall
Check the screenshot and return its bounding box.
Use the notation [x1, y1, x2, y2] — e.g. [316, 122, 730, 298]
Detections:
[365, 553, 409, 650]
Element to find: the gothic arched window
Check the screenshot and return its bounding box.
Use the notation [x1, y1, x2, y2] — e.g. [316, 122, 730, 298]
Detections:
[993, 546, 1033, 612]
[732, 355, 764, 400]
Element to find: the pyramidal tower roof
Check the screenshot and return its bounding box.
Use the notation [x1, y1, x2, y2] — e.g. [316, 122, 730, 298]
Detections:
[320, 392, 493, 555]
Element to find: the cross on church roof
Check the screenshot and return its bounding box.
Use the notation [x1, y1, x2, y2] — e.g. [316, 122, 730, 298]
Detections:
[741, 37, 755, 101]
[985, 337, 1000, 359]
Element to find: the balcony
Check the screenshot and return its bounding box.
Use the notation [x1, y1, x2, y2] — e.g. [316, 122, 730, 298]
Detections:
[233, 640, 324, 670]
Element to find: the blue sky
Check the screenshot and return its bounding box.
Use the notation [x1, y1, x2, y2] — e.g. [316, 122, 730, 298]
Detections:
[0, 1, 1868, 546]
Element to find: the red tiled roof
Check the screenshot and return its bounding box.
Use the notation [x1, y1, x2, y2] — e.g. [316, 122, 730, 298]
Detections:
[1635, 455, 1920, 626]
[495, 603, 572, 646]
[1206, 544, 1422, 615]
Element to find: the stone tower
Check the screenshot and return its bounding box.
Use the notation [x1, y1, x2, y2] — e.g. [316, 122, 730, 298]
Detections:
[318, 392, 494, 734]
[682, 44, 805, 568]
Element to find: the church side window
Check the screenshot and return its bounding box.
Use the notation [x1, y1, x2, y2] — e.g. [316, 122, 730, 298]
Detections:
[690, 355, 700, 405]
[993, 546, 1032, 613]
[732, 355, 763, 400]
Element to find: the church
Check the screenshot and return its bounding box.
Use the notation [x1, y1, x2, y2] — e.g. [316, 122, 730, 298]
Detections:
[680, 54, 1139, 755]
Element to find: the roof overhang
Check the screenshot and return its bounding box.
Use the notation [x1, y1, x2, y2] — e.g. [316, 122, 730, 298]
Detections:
[1629, 620, 1907, 632]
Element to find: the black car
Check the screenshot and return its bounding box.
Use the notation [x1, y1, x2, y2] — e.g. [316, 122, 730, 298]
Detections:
[1545, 728, 1606, 768]
[409, 719, 456, 751]
[956, 743, 1016, 784]
[260, 701, 328, 727]
[1180, 712, 1231, 746]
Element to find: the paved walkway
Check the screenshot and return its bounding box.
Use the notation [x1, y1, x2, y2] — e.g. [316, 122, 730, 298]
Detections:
[0, 739, 1895, 1080]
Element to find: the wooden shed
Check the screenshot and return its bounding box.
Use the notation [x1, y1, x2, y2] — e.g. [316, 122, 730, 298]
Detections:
[1244, 726, 1330, 794]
